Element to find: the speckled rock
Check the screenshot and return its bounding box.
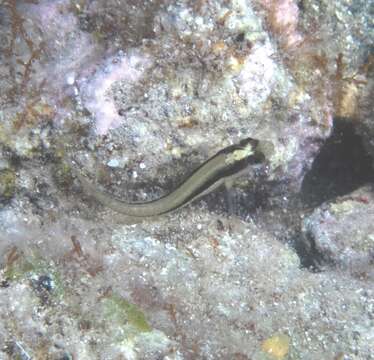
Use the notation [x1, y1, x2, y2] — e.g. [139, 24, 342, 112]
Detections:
[1, 0, 374, 359]
[1, 203, 373, 359]
[295, 0, 374, 167]
[72, 0, 333, 193]
[357, 74, 374, 166]
[301, 185, 374, 274]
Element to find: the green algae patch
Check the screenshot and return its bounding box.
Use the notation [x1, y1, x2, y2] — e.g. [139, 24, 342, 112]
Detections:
[52, 159, 74, 189]
[0, 123, 11, 147]
[330, 200, 355, 215]
[0, 168, 16, 201]
[103, 294, 151, 333]
[4, 251, 64, 299]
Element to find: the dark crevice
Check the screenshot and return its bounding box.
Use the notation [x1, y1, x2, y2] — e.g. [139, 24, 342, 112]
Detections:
[300, 119, 374, 207]
[290, 230, 332, 272]
[292, 119, 374, 270]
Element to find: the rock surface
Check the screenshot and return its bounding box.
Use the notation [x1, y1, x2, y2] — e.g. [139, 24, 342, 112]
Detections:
[0, 0, 373, 359]
[301, 185, 374, 275]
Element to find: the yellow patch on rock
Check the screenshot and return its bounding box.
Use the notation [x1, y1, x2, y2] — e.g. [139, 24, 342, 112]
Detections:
[261, 333, 290, 360]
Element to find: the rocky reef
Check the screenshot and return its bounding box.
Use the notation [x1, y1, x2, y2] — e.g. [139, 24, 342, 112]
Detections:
[0, 0, 373, 359]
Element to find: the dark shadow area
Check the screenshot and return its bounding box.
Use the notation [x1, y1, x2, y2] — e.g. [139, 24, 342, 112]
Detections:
[300, 119, 374, 207]
[290, 230, 331, 272]
[292, 119, 374, 271]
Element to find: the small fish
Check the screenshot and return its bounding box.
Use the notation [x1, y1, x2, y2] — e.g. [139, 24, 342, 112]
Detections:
[75, 137, 270, 217]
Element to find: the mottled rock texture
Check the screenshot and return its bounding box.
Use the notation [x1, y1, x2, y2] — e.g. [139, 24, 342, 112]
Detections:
[0, 0, 373, 359]
[302, 185, 374, 275]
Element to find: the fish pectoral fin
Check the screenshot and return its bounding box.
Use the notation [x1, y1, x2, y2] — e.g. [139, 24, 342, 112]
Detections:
[223, 178, 235, 215]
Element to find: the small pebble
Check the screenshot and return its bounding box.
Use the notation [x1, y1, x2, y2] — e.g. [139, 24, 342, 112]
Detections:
[66, 73, 75, 85]
[107, 159, 120, 168]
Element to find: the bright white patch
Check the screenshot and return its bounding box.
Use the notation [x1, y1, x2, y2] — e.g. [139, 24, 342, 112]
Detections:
[225, 143, 254, 164]
[107, 159, 120, 168]
[66, 72, 75, 85]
